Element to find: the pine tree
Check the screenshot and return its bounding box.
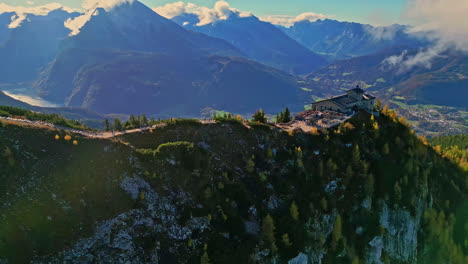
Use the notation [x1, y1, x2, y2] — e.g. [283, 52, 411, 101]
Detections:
[200, 250, 210, 264]
[252, 109, 267, 123]
[283, 107, 291, 122]
[246, 155, 255, 173]
[262, 215, 277, 252]
[277, 107, 291, 123]
[383, 143, 390, 155]
[321, 197, 328, 211]
[345, 165, 354, 179]
[352, 256, 360, 264]
[394, 182, 402, 201]
[140, 114, 148, 126]
[113, 118, 123, 131]
[266, 148, 273, 159]
[352, 145, 361, 167]
[129, 115, 140, 128]
[290, 201, 299, 221]
[105, 119, 110, 131]
[282, 233, 292, 247]
[331, 215, 342, 250]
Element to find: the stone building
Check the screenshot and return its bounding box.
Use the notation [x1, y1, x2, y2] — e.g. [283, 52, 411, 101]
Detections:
[311, 86, 376, 113]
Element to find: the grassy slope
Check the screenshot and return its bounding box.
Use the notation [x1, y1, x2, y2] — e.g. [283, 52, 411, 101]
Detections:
[0, 123, 134, 263]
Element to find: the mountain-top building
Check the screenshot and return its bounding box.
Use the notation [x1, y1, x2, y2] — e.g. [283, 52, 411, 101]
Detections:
[312, 86, 376, 113]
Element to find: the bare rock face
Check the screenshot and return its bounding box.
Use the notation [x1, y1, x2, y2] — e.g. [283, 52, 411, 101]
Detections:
[37, 176, 210, 263]
[378, 202, 421, 262]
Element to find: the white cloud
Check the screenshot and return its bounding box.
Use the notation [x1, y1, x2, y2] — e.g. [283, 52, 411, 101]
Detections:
[82, 0, 134, 12]
[383, 0, 468, 71]
[0, 2, 75, 28]
[153, 1, 186, 19]
[382, 43, 447, 73]
[406, 0, 468, 51]
[26, 1, 35, 5]
[64, 0, 134, 36]
[259, 12, 332, 27]
[153, 1, 252, 26]
[364, 24, 403, 41]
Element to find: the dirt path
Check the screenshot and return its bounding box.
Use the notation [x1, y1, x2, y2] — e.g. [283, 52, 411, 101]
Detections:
[0, 116, 166, 139]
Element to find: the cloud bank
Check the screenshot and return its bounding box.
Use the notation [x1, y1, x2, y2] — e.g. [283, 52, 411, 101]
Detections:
[0, 2, 74, 28]
[383, 0, 468, 71]
[259, 12, 332, 27]
[64, 0, 134, 36]
[153, 1, 252, 26]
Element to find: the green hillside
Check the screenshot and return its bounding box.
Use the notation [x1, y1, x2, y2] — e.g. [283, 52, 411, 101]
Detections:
[0, 111, 466, 263]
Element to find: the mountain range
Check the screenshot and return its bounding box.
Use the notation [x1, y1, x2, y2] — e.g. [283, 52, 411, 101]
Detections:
[305, 46, 468, 108]
[280, 19, 425, 60]
[32, 1, 301, 115]
[0, 9, 80, 83]
[172, 12, 327, 74]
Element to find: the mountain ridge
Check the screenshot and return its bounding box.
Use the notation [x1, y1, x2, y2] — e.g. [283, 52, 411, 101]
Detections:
[171, 12, 327, 74]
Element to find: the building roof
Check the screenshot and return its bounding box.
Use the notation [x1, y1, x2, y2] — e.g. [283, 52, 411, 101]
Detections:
[312, 87, 375, 108]
[348, 86, 365, 94]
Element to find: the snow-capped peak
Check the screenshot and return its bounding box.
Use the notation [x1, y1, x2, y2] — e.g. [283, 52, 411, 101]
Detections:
[64, 0, 135, 36]
[0, 2, 75, 28]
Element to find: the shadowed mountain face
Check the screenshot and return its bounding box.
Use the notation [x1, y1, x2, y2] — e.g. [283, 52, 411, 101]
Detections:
[172, 13, 327, 74]
[35, 1, 303, 116]
[37, 50, 301, 116]
[0, 12, 14, 45]
[61, 1, 241, 57]
[0, 9, 80, 83]
[280, 19, 425, 61]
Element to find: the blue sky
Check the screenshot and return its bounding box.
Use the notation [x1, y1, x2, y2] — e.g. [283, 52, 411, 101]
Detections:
[3, 0, 407, 25]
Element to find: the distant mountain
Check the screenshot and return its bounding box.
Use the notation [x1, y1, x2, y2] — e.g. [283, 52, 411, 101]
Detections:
[61, 1, 241, 57]
[34, 1, 303, 116]
[0, 12, 14, 45]
[0, 9, 79, 83]
[172, 13, 327, 74]
[280, 19, 425, 60]
[37, 49, 301, 116]
[306, 47, 468, 108]
[303, 47, 468, 135]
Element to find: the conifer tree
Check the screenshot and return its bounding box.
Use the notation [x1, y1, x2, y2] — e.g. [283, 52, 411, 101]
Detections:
[352, 145, 361, 167]
[332, 215, 342, 250]
[200, 250, 210, 264]
[282, 233, 292, 247]
[383, 143, 390, 155]
[105, 119, 110, 131]
[140, 114, 148, 126]
[113, 118, 123, 131]
[352, 256, 360, 264]
[262, 215, 277, 252]
[394, 182, 402, 201]
[252, 109, 267, 123]
[290, 201, 299, 221]
[246, 155, 256, 173]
